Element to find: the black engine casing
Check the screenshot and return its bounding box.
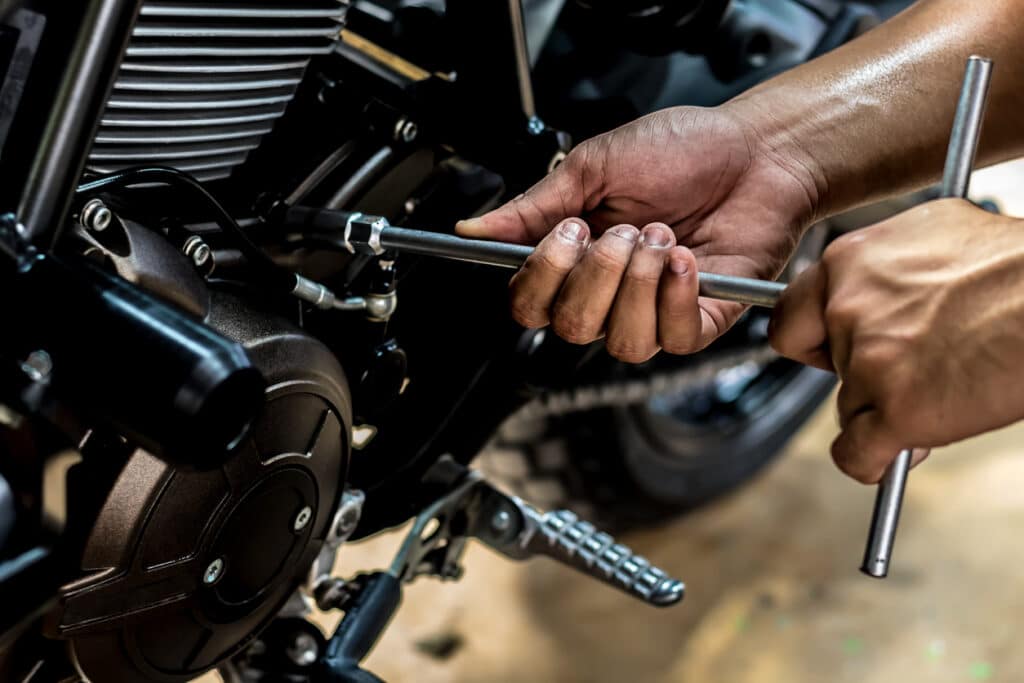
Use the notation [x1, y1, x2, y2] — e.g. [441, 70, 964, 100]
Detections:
[50, 292, 352, 683]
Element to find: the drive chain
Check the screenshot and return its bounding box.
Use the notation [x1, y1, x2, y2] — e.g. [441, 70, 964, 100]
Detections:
[515, 345, 780, 420]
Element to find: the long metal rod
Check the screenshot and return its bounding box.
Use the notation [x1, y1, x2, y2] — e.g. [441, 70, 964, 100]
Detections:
[377, 226, 785, 308]
[940, 56, 993, 199]
[861, 55, 993, 579]
[17, 0, 143, 248]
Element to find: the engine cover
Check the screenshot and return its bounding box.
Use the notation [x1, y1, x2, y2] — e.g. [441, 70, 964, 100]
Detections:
[51, 293, 352, 682]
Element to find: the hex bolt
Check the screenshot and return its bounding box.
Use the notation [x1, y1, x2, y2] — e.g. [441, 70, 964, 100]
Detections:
[21, 350, 53, 382]
[491, 509, 512, 533]
[80, 198, 112, 232]
[394, 118, 418, 143]
[182, 235, 213, 269]
[203, 557, 225, 585]
[191, 242, 211, 268]
[293, 505, 313, 532]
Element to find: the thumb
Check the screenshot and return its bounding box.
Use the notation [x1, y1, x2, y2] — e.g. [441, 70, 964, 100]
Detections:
[456, 154, 588, 244]
[830, 409, 903, 484]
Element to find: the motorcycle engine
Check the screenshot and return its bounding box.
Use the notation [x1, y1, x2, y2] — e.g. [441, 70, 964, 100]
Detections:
[49, 2, 356, 680]
[53, 286, 352, 683]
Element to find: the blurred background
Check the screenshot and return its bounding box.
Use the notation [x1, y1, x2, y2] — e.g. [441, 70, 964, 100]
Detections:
[302, 162, 1024, 683]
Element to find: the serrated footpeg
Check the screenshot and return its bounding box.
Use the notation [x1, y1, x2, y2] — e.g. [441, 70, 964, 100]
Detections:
[388, 465, 684, 608]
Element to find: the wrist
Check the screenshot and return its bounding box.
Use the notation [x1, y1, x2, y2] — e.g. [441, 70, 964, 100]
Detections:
[720, 95, 830, 231]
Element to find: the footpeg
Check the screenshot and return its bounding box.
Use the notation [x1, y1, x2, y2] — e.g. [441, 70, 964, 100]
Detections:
[388, 464, 684, 608]
[517, 509, 684, 606]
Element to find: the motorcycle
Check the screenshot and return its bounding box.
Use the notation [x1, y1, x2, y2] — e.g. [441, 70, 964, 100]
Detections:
[0, 1, 912, 680]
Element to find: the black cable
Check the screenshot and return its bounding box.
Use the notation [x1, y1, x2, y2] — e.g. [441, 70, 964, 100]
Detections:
[76, 166, 296, 293]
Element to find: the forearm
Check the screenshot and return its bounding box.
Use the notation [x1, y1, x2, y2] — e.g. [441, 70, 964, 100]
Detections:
[725, 0, 1024, 219]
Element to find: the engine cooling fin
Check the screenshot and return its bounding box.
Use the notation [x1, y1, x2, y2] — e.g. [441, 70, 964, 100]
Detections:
[87, 0, 348, 182]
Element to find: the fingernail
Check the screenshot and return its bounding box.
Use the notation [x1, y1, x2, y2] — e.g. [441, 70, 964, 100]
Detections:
[558, 221, 588, 243]
[641, 226, 672, 248]
[669, 254, 690, 275]
[608, 224, 639, 243]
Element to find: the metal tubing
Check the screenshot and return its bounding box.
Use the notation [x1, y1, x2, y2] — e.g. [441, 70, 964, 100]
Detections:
[861, 449, 912, 578]
[380, 226, 533, 268]
[377, 225, 784, 308]
[940, 56, 993, 199]
[861, 56, 993, 579]
[507, 0, 537, 121]
[698, 272, 784, 309]
[17, 0, 142, 248]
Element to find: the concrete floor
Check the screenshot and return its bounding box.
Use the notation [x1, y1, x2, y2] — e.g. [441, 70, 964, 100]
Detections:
[200, 161, 1024, 683]
[328, 407, 1024, 683]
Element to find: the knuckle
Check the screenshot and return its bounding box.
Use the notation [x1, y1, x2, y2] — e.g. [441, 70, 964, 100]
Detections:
[508, 295, 549, 329]
[822, 233, 855, 264]
[532, 246, 579, 274]
[551, 304, 600, 345]
[831, 448, 879, 485]
[623, 266, 663, 287]
[605, 338, 656, 364]
[823, 299, 858, 329]
[855, 341, 899, 377]
[659, 332, 704, 356]
[587, 241, 632, 276]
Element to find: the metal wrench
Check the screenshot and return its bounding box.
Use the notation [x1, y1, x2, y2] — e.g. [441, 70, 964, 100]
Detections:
[860, 55, 992, 578]
[285, 55, 992, 578]
[283, 208, 787, 308]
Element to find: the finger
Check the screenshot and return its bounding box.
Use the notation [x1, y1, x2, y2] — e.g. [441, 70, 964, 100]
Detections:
[768, 263, 833, 371]
[552, 224, 638, 344]
[657, 246, 705, 355]
[910, 448, 931, 469]
[508, 218, 590, 328]
[606, 223, 676, 363]
[836, 380, 872, 430]
[551, 224, 639, 344]
[831, 409, 904, 484]
[456, 152, 589, 244]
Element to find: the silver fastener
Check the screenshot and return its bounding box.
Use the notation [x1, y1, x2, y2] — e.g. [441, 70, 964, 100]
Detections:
[395, 118, 419, 143]
[293, 505, 313, 532]
[80, 199, 113, 233]
[527, 116, 546, 136]
[203, 557, 225, 585]
[182, 235, 212, 269]
[286, 632, 319, 667]
[491, 509, 512, 533]
[21, 350, 53, 382]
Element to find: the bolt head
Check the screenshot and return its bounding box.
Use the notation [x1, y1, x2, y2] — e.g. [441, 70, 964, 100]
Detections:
[191, 242, 211, 267]
[81, 199, 112, 232]
[491, 509, 512, 533]
[21, 350, 52, 382]
[293, 505, 313, 532]
[527, 116, 546, 136]
[204, 557, 225, 585]
[395, 118, 418, 143]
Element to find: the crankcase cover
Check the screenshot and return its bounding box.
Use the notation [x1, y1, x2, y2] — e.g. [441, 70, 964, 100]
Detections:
[53, 293, 351, 682]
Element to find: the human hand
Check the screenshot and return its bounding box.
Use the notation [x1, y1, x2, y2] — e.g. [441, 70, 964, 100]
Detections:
[770, 199, 1024, 483]
[456, 105, 823, 362]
